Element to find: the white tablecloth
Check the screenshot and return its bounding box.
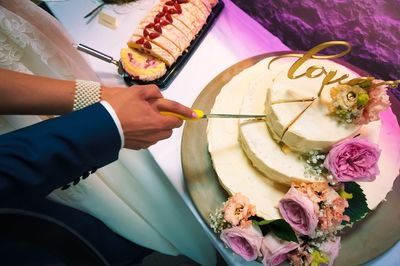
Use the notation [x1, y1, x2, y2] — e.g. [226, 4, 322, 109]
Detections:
[46, 0, 399, 265]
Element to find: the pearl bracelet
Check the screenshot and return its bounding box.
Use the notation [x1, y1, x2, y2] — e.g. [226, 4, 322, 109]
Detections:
[73, 80, 102, 111]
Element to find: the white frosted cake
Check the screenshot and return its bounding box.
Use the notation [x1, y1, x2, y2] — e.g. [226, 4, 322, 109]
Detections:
[207, 56, 399, 219]
[239, 58, 363, 186]
[206, 51, 399, 266]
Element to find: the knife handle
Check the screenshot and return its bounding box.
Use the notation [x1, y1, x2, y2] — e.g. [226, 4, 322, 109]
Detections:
[160, 109, 204, 120]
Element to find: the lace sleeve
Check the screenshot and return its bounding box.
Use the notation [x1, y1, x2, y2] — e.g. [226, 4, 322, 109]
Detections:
[0, 1, 99, 81]
[0, 9, 32, 74]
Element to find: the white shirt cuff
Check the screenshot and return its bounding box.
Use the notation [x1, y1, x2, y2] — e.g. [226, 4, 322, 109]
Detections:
[100, 101, 124, 149]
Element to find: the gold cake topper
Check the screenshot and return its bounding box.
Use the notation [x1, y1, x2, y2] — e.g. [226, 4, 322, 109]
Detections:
[268, 41, 399, 96]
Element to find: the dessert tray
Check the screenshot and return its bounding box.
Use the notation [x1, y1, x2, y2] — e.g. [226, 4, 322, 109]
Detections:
[77, 1, 224, 90]
[181, 52, 400, 265]
[124, 0, 224, 88]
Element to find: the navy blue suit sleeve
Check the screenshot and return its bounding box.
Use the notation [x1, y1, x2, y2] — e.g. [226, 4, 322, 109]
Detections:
[0, 103, 121, 201]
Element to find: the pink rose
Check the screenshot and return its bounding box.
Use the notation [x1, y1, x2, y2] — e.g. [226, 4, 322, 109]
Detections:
[357, 80, 391, 124]
[223, 193, 256, 226]
[220, 224, 263, 261]
[324, 138, 381, 182]
[261, 233, 299, 266]
[278, 187, 318, 236]
[319, 237, 341, 266]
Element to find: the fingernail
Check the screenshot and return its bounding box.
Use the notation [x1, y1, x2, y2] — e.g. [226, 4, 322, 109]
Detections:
[192, 111, 198, 118]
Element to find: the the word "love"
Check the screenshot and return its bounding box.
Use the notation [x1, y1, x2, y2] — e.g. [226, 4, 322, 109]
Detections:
[268, 41, 399, 96]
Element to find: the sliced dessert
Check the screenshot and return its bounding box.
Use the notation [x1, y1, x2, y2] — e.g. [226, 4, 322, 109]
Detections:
[179, 2, 208, 33]
[133, 27, 182, 60]
[120, 47, 166, 81]
[145, 2, 195, 40]
[193, 0, 212, 13]
[128, 35, 175, 66]
[124, 0, 218, 80]
[166, 0, 210, 33]
[139, 19, 190, 52]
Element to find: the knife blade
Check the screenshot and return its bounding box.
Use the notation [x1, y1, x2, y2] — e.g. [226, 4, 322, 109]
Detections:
[202, 113, 266, 119]
[160, 109, 266, 120]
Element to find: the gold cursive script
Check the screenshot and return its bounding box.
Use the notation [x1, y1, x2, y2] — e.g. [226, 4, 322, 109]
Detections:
[268, 41, 399, 95]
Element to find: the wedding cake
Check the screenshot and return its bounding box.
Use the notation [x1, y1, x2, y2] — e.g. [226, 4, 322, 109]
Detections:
[207, 42, 400, 266]
[239, 58, 364, 185]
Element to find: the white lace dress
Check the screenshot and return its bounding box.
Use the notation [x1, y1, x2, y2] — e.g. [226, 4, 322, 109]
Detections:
[0, 1, 215, 265]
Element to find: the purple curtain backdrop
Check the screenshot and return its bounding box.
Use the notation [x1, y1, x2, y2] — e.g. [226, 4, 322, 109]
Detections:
[231, 0, 400, 82]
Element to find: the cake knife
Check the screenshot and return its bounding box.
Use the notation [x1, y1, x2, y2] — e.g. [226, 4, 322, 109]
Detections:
[160, 109, 266, 120]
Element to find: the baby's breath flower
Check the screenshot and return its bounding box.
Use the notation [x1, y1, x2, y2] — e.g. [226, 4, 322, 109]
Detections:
[301, 150, 329, 180]
[209, 207, 229, 233]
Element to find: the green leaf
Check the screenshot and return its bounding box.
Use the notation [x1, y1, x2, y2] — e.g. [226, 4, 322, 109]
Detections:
[253, 218, 275, 235]
[255, 218, 298, 243]
[256, 219, 274, 226]
[249, 215, 264, 222]
[268, 219, 298, 243]
[256, 220, 272, 236]
[259, 225, 272, 236]
[342, 182, 370, 225]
